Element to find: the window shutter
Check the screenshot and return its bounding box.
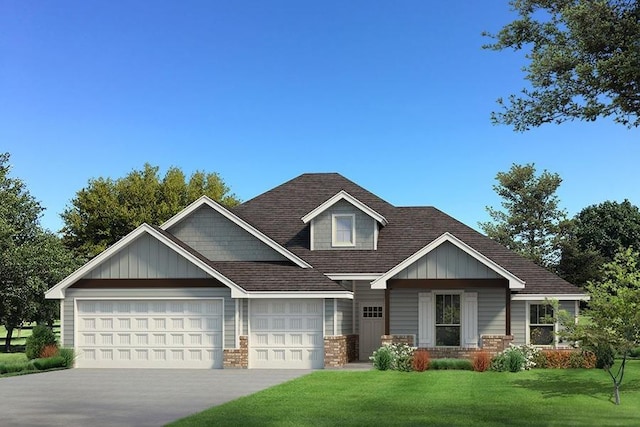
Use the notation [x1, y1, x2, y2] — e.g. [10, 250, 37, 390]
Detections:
[418, 292, 434, 347]
[462, 292, 478, 347]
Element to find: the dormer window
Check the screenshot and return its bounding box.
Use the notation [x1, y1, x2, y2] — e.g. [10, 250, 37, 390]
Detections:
[332, 214, 355, 247]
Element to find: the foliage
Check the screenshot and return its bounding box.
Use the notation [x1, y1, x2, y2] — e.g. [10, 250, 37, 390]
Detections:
[561, 247, 640, 404]
[0, 153, 78, 351]
[559, 200, 640, 286]
[370, 345, 393, 370]
[61, 163, 240, 259]
[370, 343, 416, 371]
[491, 345, 540, 372]
[538, 350, 596, 369]
[630, 347, 640, 358]
[479, 163, 567, 267]
[472, 351, 491, 372]
[484, 0, 640, 130]
[412, 349, 430, 372]
[25, 325, 57, 360]
[40, 344, 59, 359]
[429, 358, 473, 371]
[0, 354, 67, 375]
[32, 356, 65, 371]
[58, 347, 75, 368]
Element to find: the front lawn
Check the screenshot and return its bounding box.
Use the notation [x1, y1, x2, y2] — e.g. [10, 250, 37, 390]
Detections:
[170, 362, 640, 427]
[0, 353, 27, 364]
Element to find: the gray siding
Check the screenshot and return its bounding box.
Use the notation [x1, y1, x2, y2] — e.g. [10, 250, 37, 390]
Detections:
[389, 288, 506, 339]
[511, 299, 577, 346]
[337, 298, 353, 335]
[393, 241, 502, 279]
[313, 200, 376, 250]
[324, 299, 334, 335]
[88, 234, 209, 279]
[354, 280, 384, 334]
[168, 206, 287, 262]
[63, 287, 235, 348]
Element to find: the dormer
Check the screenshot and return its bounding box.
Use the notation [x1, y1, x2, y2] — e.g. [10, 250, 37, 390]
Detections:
[301, 190, 388, 250]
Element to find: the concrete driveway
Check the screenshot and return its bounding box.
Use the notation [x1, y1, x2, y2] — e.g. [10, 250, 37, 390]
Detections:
[0, 369, 311, 427]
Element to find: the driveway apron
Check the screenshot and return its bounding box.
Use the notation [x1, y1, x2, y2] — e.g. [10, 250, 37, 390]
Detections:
[0, 369, 311, 427]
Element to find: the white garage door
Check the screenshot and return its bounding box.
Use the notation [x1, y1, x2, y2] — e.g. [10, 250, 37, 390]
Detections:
[75, 299, 223, 369]
[249, 299, 324, 369]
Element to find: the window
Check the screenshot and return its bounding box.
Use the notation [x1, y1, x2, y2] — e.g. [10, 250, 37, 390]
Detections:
[362, 306, 383, 318]
[435, 294, 460, 346]
[530, 304, 555, 345]
[332, 214, 355, 246]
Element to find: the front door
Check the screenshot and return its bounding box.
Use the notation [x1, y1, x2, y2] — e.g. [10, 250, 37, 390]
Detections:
[359, 304, 384, 361]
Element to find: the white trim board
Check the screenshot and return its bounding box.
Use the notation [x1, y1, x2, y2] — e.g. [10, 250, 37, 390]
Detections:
[371, 232, 526, 290]
[511, 294, 590, 301]
[301, 190, 388, 226]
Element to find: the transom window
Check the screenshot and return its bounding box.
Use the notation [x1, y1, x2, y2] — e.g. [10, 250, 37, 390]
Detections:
[363, 306, 383, 318]
[435, 294, 460, 346]
[530, 304, 555, 345]
[332, 214, 355, 247]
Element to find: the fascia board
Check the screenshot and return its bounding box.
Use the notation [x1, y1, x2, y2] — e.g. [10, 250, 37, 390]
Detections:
[301, 190, 388, 226]
[244, 291, 354, 299]
[161, 196, 312, 269]
[325, 273, 382, 281]
[371, 232, 526, 290]
[511, 294, 590, 301]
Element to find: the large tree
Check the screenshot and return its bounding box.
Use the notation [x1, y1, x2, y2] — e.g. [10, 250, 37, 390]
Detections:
[480, 163, 568, 267]
[561, 247, 640, 405]
[558, 200, 640, 286]
[484, 0, 640, 130]
[0, 153, 78, 351]
[61, 163, 240, 259]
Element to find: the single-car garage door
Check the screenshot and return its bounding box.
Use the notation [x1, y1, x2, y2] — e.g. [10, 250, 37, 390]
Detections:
[249, 299, 324, 369]
[75, 299, 223, 368]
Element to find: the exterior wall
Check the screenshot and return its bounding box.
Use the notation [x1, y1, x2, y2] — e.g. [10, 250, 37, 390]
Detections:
[388, 287, 506, 341]
[323, 334, 359, 367]
[63, 287, 234, 348]
[324, 299, 334, 334]
[336, 298, 353, 335]
[511, 299, 577, 346]
[168, 206, 287, 262]
[312, 200, 376, 250]
[383, 334, 512, 358]
[223, 335, 248, 368]
[354, 280, 384, 335]
[87, 234, 209, 279]
[392, 241, 502, 280]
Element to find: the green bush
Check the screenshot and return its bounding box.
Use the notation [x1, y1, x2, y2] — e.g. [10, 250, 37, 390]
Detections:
[32, 356, 65, 370]
[491, 345, 539, 372]
[59, 347, 75, 368]
[25, 325, 58, 360]
[629, 347, 640, 358]
[532, 350, 547, 368]
[507, 351, 525, 372]
[594, 344, 615, 369]
[0, 361, 34, 374]
[429, 358, 473, 370]
[371, 346, 393, 370]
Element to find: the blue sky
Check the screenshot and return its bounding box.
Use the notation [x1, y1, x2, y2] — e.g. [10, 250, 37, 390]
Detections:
[2, 1, 638, 233]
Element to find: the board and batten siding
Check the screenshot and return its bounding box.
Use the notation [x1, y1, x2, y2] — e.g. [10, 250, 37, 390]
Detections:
[392, 241, 502, 280]
[62, 287, 235, 348]
[87, 234, 209, 279]
[312, 200, 376, 250]
[389, 288, 506, 343]
[354, 280, 384, 335]
[511, 300, 577, 346]
[168, 206, 287, 262]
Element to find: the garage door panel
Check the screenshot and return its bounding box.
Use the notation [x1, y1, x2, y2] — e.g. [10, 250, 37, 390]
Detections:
[76, 299, 223, 369]
[249, 299, 324, 369]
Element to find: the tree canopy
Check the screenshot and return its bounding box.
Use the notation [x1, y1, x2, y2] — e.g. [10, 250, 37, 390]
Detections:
[558, 199, 640, 286]
[61, 163, 241, 259]
[484, 0, 640, 130]
[479, 163, 567, 267]
[0, 153, 78, 351]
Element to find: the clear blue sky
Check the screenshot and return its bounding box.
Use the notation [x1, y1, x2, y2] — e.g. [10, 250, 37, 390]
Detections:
[2, 1, 638, 233]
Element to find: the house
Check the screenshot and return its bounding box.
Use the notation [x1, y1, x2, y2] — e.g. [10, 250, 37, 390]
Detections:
[45, 173, 588, 369]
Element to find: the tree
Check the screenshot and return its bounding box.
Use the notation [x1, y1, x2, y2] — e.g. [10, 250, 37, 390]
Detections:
[562, 247, 640, 405]
[558, 200, 640, 286]
[479, 163, 567, 267]
[61, 163, 240, 259]
[484, 0, 640, 130]
[0, 153, 79, 351]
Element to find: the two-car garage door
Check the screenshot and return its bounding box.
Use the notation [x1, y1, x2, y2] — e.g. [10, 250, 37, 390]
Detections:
[75, 299, 223, 369]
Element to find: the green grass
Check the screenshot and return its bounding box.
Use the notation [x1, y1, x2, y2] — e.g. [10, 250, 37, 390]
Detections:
[169, 362, 640, 427]
[0, 353, 27, 364]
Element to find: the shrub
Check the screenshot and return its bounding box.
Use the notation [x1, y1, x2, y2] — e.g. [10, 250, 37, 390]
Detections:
[491, 344, 539, 372]
[371, 346, 393, 370]
[540, 350, 596, 369]
[532, 350, 547, 368]
[629, 347, 640, 358]
[32, 356, 66, 371]
[593, 343, 615, 369]
[59, 347, 76, 368]
[25, 325, 58, 360]
[412, 349, 430, 372]
[430, 358, 473, 370]
[40, 344, 59, 359]
[472, 351, 491, 372]
[0, 361, 34, 374]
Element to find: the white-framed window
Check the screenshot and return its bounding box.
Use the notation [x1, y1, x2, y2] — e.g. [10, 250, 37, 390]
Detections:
[528, 303, 555, 346]
[435, 293, 461, 346]
[332, 214, 355, 247]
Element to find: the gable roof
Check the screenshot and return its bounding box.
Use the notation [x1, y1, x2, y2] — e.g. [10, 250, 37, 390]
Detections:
[161, 195, 312, 269]
[233, 173, 585, 296]
[301, 190, 388, 225]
